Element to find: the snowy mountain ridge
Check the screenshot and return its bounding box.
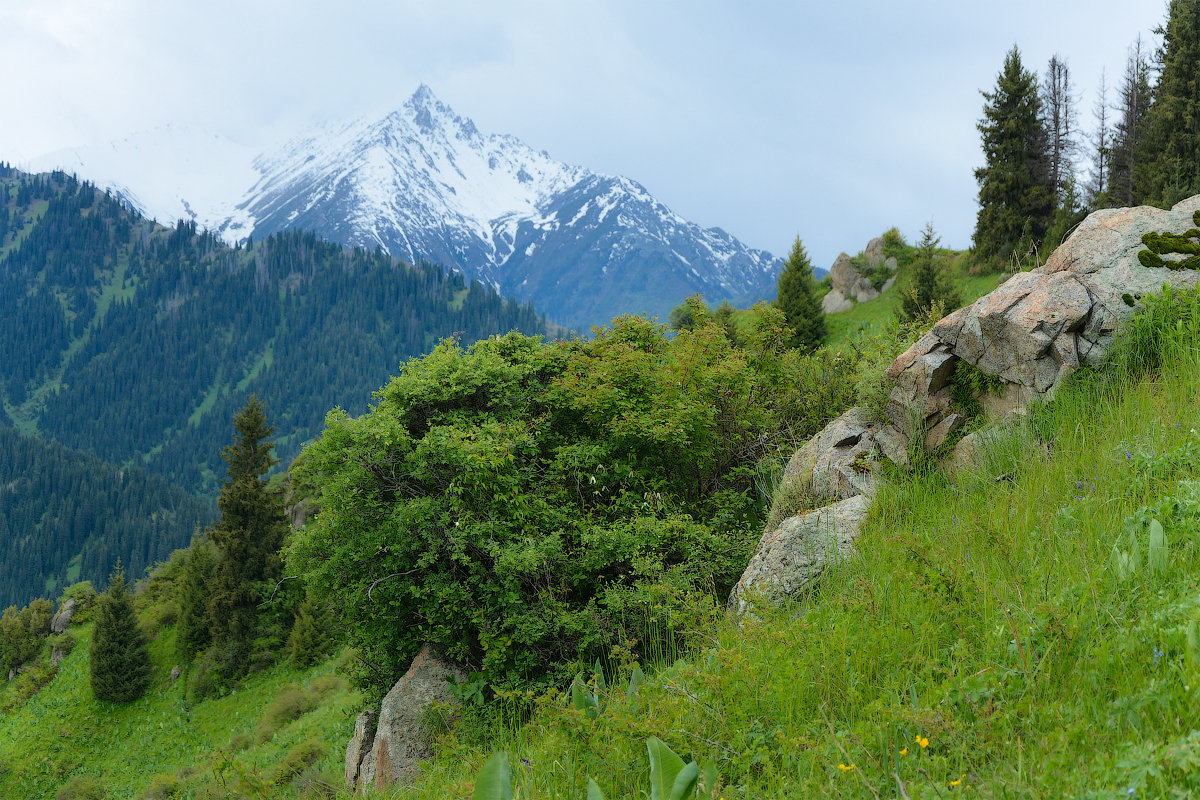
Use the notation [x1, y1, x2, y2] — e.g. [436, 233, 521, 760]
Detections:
[31, 85, 781, 328]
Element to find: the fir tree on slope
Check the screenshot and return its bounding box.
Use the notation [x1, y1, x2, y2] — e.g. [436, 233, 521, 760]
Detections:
[1137, 0, 1200, 207]
[89, 564, 151, 703]
[775, 237, 825, 352]
[206, 396, 288, 677]
[973, 46, 1054, 264]
[901, 223, 960, 322]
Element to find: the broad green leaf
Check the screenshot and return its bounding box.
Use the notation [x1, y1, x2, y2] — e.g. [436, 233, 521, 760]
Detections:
[647, 737, 687, 800]
[587, 777, 607, 800]
[627, 665, 646, 700]
[668, 761, 700, 800]
[472, 752, 513, 800]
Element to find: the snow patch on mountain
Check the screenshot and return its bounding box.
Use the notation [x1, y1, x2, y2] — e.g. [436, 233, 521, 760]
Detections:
[29, 85, 781, 327]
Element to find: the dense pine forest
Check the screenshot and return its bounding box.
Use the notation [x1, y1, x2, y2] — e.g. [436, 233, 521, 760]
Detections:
[0, 166, 550, 496]
[0, 425, 214, 607]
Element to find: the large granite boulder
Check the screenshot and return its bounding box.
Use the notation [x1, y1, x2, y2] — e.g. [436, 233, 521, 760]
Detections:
[352, 644, 467, 793]
[729, 494, 870, 613]
[887, 197, 1200, 445]
[732, 408, 909, 611]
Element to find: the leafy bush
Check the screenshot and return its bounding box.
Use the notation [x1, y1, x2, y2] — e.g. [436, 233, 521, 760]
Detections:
[291, 307, 858, 695]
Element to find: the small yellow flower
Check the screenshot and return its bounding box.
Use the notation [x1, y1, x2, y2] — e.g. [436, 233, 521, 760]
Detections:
[899, 747, 908, 756]
[950, 778, 962, 787]
[837, 763, 856, 772]
[916, 735, 930, 749]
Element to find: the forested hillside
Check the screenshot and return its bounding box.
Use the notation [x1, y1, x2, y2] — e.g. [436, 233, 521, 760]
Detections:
[0, 425, 214, 607]
[0, 166, 550, 494]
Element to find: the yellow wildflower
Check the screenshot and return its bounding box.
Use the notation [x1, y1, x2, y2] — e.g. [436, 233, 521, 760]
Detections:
[899, 747, 908, 756]
[950, 776, 964, 787]
[916, 735, 930, 749]
[837, 763, 856, 772]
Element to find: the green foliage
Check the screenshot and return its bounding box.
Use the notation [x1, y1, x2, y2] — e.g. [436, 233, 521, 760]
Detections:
[472, 752, 514, 800]
[206, 397, 289, 678]
[55, 775, 105, 800]
[973, 46, 1055, 265]
[1137, 210, 1200, 271]
[287, 600, 330, 670]
[292, 308, 857, 696]
[1108, 283, 1200, 378]
[774, 237, 826, 352]
[0, 424, 214, 609]
[0, 598, 53, 675]
[269, 738, 326, 785]
[88, 566, 151, 703]
[900, 223, 960, 322]
[399, 308, 1200, 799]
[1136, 1, 1200, 206]
[260, 684, 320, 731]
[0, 169, 549, 504]
[175, 536, 215, 664]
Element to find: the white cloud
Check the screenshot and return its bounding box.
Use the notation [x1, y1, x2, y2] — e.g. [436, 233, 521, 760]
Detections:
[0, 0, 1166, 267]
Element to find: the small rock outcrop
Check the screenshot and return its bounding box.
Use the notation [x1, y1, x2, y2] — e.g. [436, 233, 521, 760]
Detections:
[731, 408, 907, 611]
[887, 197, 1200, 445]
[734, 196, 1200, 612]
[822, 237, 900, 314]
[345, 711, 378, 790]
[350, 644, 467, 794]
[50, 599, 76, 634]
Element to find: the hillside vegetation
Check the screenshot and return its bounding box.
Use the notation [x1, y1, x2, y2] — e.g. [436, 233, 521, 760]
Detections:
[0, 167, 549, 498]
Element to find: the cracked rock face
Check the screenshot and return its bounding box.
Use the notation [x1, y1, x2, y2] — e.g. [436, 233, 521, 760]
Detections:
[888, 196, 1200, 444]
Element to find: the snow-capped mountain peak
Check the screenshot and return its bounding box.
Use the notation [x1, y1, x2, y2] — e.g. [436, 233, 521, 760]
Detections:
[29, 85, 780, 328]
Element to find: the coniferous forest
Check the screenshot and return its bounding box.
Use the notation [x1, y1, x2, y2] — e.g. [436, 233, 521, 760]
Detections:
[0, 166, 549, 500]
[0, 165, 549, 607]
[0, 425, 214, 607]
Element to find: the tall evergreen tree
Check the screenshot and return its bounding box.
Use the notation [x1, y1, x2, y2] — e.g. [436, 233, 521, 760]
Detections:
[1138, 1, 1200, 206]
[89, 565, 151, 702]
[901, 223, 960, 322]
[973, 46, 1055, 264]
[1111, 37, 1153, 207]
[206, 396, 287, 675]
[774, 237, 825, 352]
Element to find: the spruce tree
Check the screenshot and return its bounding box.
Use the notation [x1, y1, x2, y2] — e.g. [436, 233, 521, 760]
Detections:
[775, 237, 825, 352]
[175, 534, 215, 664]
[89, 564, 151, 702]
[1138, 1, 1200, 206]
[206, 396, 287, 676]
[973, 46, 1055, 264]
[901, 223, 960, 322]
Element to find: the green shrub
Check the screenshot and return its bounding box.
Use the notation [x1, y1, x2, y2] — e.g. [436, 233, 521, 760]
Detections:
[55, 775, 105, 800]
[291, 309, 858, 696]
[261, 684, 319, 729]
[270, 738, 326, 784]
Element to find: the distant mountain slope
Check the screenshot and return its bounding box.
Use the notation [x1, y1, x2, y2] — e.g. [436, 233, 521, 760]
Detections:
[0, 424, 215, 607]
[0, 167, 549, 495]
[32, 86, 781, 328]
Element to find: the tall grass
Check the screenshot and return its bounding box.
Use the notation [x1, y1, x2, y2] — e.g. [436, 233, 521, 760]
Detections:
[383, 287, 1200, 799]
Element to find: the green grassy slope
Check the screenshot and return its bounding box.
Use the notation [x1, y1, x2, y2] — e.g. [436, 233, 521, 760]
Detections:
[0, 623, 359, 800]
[382, 320, 1200, 797]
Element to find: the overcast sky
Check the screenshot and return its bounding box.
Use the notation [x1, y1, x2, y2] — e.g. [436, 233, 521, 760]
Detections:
[0, 0, 1164, 269]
